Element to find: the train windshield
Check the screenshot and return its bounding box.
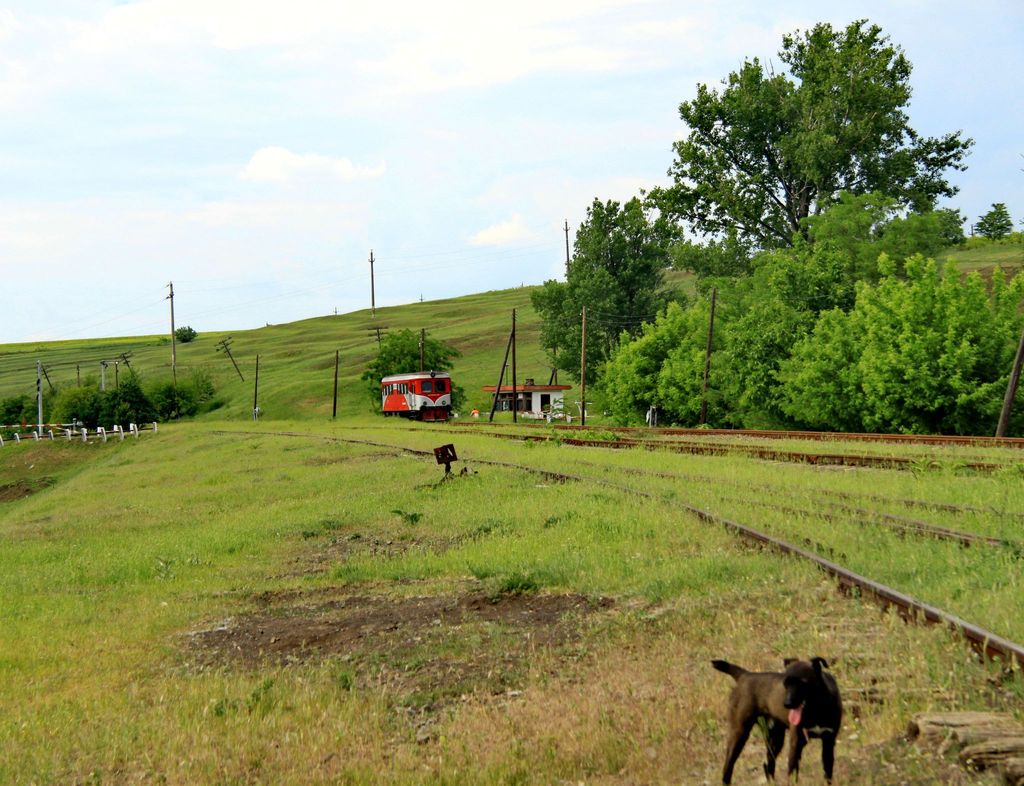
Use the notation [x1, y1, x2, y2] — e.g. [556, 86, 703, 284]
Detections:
[434, 380, 446, 392]
[422, 380, 433, 393]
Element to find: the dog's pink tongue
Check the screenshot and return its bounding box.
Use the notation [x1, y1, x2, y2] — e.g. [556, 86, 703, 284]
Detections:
[788, 706, 803, 727]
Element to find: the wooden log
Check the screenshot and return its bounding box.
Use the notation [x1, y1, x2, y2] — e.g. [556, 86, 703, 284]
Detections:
[1003, 757, 1024, 786]
[959, 737, 1024, 771]
[908, 712, 1021, 745]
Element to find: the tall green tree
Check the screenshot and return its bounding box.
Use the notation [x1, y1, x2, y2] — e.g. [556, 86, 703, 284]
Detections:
[976, 203, 1013, 240]
[532, 197, 673, 382]
[654, 20, 972, 249]
[360, 329, 461, 408]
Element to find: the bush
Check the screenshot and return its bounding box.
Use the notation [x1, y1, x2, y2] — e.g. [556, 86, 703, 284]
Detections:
[175, 326, 198, 343]
[149, 369, 217, 420]
[0, 395, 35, 426]
[50, 386, 103, 428]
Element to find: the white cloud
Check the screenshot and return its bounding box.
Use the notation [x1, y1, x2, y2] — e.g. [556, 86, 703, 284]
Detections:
[469, 214, 533, 246]
[240, 147, 385, 184]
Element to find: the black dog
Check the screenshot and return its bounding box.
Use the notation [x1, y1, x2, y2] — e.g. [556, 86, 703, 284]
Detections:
[711, 657, 842, 784]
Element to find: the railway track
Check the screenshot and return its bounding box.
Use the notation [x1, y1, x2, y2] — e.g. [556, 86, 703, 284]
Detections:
[445, 426, 1015, 472]
[212, 428, 1024, 669]
[455, 421, 1024, 450]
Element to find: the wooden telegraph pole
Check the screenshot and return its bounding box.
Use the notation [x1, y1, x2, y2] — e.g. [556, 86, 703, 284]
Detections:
[511, 309, 517, 423]
[564, 220, 571, 277]
[580, 305, 587, 426]
[489, 326, 514, 422]
[332, 350, 340, 419]
[369, 250, 376, 318]
[420, 328, 425, 372]
[167, 281, 177, 385]
[996, 325, 1024, 437]
[252, 355, 260, 421]
[700, 287, 718, 426]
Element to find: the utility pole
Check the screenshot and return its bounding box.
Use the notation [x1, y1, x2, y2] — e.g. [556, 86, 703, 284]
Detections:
[76, 364, 81, 387]
[369, 250, 376, 318]
[367, 325, 388, 348]
[419, 328, 425, 372]
[114, 361, 120, 390]
[488, 328, 514, 422]
[253, 355, 260, 421]
[564, 220, 571, 277]
[996, 324, 1024, 436]
[580, 305, 587, 426]
[700, 287, 718, 426]
[36, 360, 42, 435]
[167, 282, 177, 385]
[119, 352, 132, 371]
[332, 350, 340, 419]
[215, 337, 245, 381]
[40, 365, 54, 393]
[100, 360, 107, 392]
[511, 308, 518, 423]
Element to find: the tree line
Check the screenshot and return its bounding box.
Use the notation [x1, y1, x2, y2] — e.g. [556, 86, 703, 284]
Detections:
[532, 20, 1023, 435]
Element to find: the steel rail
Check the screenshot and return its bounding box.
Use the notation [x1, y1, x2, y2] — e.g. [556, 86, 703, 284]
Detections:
[211, 428, 1024, 668]
[452, 421, 1024, 449]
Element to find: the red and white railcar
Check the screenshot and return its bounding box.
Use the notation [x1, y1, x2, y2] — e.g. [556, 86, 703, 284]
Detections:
[380, 371, 453, 421]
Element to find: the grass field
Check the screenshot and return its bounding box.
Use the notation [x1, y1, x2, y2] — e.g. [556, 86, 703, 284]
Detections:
[2, 419, 1022, 784]
[2, 248, 1024, 783]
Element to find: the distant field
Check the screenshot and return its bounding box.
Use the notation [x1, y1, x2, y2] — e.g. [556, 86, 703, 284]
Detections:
[0, 286, 567, 420]
[1, 420, 1020, 784]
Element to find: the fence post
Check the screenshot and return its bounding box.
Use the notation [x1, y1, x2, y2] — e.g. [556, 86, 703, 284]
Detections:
[48, 430, 54, 440]
[14, 433, 21, 443]
[152, 422, 158, 433]
[0, 435, 4, 447]
[81, 428, 88, 443]
[32, 431, 39, 441]
[64, 429, 72, 441]
[98, 427, 107, 443]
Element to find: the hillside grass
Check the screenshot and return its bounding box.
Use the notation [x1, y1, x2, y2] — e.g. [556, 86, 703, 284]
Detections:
[1, 420, 1020, 784]
[0, 286, 565, 422]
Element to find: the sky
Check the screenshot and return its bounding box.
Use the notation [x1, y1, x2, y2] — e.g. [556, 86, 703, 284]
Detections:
[1, 0, 1022, 343]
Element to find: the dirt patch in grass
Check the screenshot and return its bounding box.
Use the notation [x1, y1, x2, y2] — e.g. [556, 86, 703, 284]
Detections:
[281, 532, 428, 577]
[185, 588, 613, 706]
[0, 478, 53, 502]
[0, 480, 36, 502]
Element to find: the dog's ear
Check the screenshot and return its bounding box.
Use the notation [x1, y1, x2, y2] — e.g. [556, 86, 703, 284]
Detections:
[783, 657, 798, 666]
[811, 657, 829, 673]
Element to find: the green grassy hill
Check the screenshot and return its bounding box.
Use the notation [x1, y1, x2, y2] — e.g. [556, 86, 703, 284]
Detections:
[2, 242, 1018, 424]
[0, 286, 570, 421]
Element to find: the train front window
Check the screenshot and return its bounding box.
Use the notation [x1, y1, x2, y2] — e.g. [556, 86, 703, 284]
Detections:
[422, 380, 433, 393]
[434, 380, 446, 392]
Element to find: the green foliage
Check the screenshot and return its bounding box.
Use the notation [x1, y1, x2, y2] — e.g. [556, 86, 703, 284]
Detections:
[603, 300, 712, 425]
[781, 258, 1024, 433]
[100, 373, 157, 428]
[670, 229, 753, 278]
[174, 326, 198, 343]
[149, 369, 217, 420]
[532, 197, 674, 382]
[976, 203, 1013, 240]
[0, 394, 36, 426]
[50, 385, 104, 427]
[654, 20, 972, 249]
[360, 328, 461, 408]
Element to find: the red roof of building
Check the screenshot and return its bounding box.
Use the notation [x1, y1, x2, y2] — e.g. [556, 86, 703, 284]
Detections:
[482, 384, 571, 392]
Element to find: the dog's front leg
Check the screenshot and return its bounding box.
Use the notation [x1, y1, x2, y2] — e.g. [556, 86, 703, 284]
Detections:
[763, 720, 786, 782]
[821, 733, 836, 784]
[786, 729, 806, 784]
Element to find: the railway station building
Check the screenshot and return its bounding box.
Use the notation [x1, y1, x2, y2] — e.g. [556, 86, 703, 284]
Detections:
[482, 379, 572, 419]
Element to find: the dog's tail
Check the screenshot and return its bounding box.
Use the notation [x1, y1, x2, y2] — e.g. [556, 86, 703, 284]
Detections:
[711, 659, 748, 681]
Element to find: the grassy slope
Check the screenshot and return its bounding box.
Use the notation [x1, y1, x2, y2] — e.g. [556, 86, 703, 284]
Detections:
[0, 286, 565, 420]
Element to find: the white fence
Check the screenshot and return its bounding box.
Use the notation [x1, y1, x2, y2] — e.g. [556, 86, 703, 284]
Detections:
[0, 422, 158, 448]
